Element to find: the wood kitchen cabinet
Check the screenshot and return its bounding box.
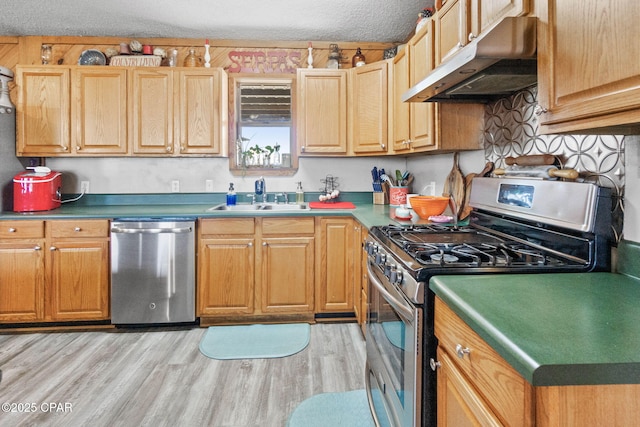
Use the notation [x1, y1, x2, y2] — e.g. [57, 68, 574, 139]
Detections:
[72, 67, 128, 155]
[198, 217, 314, 323]
[393, 21, 437, 153]
[536, 0, 640, 134]
[435, 0, 469, 65]
[316, 217, 355, 315]
[47, 220, 110, 321]
[131, 67, 228, 156]
[0, 220, 45, 322]
[354, 222, 368, 335]
[0, 219, 110, 323]
[435, 0, 529, 66]
[393, 18, 484, 154]
[468, 0, 530, 40]
[15, 66, 70, 156]
[260, 217, 315, 314]
[16, 65, 227, 157]
[296, 69, 348, 155]
[350, 61, 390, 155]
[434, 296, 640, 426]
[198, 218, 256, 316]
[435, 297, 533, 426]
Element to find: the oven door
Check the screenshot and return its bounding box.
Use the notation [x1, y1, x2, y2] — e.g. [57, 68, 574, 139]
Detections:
[366, 260, 422, 427]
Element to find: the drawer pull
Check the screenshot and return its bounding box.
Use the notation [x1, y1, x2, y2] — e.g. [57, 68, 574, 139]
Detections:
[429, 358, 441, 371]
[456, 344, 471, 359]
[8, 227, 16, 232]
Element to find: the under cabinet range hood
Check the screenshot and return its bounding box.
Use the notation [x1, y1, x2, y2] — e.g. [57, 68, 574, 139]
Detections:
[403, 16, 537, 103]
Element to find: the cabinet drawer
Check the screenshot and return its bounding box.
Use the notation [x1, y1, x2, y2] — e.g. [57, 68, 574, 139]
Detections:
[435, 297, 532, 426]
[48, 220, 110, 238]
[0, 220, 45, 238]
[199, 218, 255, 235]
[262, 217, 315, 235]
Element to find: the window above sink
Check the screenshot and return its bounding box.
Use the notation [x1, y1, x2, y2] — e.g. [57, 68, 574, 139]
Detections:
[229, 75, 298, 176]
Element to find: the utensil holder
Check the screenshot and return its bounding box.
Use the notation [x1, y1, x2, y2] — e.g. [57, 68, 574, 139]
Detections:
[389, 186, 409, 206]
[373, 192, 386, 205]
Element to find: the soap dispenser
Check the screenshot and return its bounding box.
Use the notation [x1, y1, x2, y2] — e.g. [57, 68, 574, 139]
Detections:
[226, 183, 237, 206]
[296, 181, 304, 204]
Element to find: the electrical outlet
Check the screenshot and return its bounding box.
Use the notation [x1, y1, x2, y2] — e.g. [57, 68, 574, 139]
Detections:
[205, 180, 214, 192]
[171, 180, 180, 192]
[80, 181, 90, 194]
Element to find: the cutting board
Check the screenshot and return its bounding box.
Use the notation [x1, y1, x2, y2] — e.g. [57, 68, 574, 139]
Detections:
[309, 201, 356, 209]
[459, 162, 494, 220]
[442, 152, 465, 218]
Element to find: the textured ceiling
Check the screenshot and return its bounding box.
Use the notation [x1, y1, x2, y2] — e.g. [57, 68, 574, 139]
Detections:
[0, 0, 434, 43]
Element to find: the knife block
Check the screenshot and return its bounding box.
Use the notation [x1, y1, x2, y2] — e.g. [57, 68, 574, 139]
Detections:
[373, 192, 387, 205]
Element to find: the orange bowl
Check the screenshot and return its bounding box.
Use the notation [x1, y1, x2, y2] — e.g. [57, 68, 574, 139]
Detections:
[409, 196, 449, 219]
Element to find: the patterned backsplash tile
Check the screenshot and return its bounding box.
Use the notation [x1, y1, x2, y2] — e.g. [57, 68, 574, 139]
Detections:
[484, 85, 624, 242]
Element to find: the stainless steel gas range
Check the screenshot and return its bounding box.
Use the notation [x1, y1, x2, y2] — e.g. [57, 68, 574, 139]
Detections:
[364, 177, 613, 427]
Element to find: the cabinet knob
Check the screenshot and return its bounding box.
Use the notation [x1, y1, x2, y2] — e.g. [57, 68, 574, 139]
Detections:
[534, 105, 548, 116]
[468, 32, 477, 42]
[74, 227, 81, 232]
[247, 242, 253, 247]
[380, 143, 386, 150]
[8, 227, 16, 233]
[180, 145, 185, 152]
[301, 146, 306, 152]
[62, 145, 69, 151]
[429, 358, 441, 371]
[49, 246, 57, 251]
[76, 145, 82, 151]
[456, 344, 471, 359]
[166, 146, 172, 152]
[262, 242, 268, 246]
[34, 245, 41, 251]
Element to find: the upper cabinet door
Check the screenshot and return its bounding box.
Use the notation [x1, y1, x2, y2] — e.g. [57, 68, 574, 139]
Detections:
[176, 69, 227, 156]
[537, 0, 640, 134]
[296, 69, 348, 155]
[71, 67, 128, 155]
[130, 69, 174, 155]
[468, 0, 530, 40]
[351, 61, 389, 155]
[16, 66, 70, 156]
[435, 0, 470, 65]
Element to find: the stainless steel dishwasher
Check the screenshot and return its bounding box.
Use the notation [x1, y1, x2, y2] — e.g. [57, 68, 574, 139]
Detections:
[110, 218, 196, 325]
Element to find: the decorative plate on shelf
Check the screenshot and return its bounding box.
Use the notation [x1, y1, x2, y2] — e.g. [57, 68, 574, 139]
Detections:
[78, 49, 106, 66]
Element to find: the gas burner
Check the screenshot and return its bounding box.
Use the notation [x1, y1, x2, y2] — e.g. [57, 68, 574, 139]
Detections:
[430, 253, 459, 263]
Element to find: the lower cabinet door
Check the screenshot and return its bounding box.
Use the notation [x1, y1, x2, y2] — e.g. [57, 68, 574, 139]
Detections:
[49, 240, 110, 321]
[0, 241, 45, 322]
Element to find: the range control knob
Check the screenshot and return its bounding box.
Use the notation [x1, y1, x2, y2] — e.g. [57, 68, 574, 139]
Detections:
[366, 242, 378, 256]
[390, 269, 403, 284]
[375, 252, 387, 264]
[384, 263, 395, 278]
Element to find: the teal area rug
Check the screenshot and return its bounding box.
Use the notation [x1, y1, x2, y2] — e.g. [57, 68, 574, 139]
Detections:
[199, 323, 310, 360]
[287, 390, 375, 427]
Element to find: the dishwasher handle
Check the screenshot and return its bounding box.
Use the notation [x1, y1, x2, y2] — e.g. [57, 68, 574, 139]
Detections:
[111, 226, 193, 234]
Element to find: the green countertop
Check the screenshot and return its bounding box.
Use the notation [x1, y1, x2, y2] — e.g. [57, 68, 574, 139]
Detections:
[430, 271, 640, 386]
[0, 192, 404, 229]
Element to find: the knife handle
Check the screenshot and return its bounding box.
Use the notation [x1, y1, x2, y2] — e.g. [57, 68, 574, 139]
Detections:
[505, 154, 555, 166]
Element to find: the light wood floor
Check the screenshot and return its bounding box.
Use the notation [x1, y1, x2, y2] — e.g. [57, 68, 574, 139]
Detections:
[0, 323, 366, 427]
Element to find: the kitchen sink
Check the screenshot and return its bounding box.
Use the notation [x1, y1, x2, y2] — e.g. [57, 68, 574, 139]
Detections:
[206, 203, 310, 212]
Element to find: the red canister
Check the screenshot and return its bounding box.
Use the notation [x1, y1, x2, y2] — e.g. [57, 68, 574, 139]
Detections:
[13, 169, 62, 212]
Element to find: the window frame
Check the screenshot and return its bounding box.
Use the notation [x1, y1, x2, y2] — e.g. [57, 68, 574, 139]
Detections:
[228, 74, 298, 176]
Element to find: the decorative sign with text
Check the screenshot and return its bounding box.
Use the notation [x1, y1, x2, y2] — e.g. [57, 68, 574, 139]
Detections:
[227, 50, 302, 73]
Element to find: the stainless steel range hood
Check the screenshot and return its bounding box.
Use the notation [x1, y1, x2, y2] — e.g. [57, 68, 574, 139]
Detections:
[402, 16, 537, 103]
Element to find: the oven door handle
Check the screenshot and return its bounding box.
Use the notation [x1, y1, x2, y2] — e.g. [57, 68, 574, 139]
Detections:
[367, 263, 414, 323]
